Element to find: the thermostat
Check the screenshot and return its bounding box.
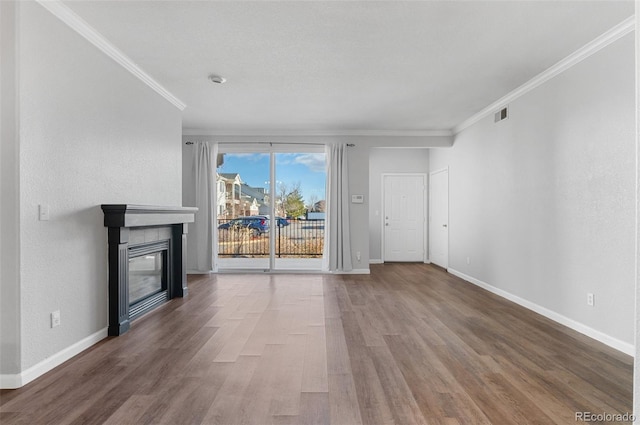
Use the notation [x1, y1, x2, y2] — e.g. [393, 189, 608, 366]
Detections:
[351, 195, 364, 204]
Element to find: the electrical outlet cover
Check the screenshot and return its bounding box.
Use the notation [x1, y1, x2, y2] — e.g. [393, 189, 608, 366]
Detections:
[51, 310, 60, 327]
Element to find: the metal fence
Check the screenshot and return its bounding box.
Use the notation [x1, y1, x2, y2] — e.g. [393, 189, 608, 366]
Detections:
[217, 219, 325, 258]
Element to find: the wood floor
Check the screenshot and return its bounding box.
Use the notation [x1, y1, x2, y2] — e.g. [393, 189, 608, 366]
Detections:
[0, 264, 633, 424]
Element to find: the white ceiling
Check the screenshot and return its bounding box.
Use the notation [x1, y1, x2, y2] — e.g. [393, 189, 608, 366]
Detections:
[63, 0, 634, 134]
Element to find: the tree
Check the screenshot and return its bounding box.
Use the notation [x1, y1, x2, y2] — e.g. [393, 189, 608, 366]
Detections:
[277, 181, 306, 218]
[306, 193, 319, 211]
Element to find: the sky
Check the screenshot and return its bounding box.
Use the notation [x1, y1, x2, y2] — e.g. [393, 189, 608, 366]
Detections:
[218, 153, 326, 205]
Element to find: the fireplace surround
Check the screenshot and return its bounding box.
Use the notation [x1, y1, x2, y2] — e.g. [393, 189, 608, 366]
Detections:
[102, 204, 197, 336]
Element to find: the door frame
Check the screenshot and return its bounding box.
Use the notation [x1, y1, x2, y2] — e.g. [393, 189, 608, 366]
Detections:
[215, 143, 326, 272]
[380, 173, 428, 263]
[428, 167, 449, 269]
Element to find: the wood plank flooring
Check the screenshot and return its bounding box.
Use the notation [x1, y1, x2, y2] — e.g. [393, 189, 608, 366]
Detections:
[0, 264, 633, 424]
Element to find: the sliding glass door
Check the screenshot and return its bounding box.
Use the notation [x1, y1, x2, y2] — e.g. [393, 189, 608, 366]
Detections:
[273, 152, 325, 270]
[215, 144, 326, 271]
[215, 149, 271, 270]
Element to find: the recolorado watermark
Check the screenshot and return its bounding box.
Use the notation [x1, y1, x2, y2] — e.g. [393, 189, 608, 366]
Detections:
[575, 411, 635, 422]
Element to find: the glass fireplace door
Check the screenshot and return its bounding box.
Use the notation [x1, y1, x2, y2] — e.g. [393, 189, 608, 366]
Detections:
[129, 252, 165, 304]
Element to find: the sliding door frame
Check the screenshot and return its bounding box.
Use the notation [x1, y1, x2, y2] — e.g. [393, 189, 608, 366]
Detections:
[216, 143, 326, 272]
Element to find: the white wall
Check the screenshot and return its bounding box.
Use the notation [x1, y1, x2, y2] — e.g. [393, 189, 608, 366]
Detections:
[181, 140, 197, 270]
[347, 144, 370, 270]
[368, 148, 430, 262]
[633, 0, 639, 418]
[12, 1, 182, 379]
[0, 0, 21, 376]
[430, 33, 636, 350]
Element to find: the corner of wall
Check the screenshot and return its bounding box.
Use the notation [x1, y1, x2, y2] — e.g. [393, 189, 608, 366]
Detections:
[0, 0, 22, 380]
[633, 0, 639, 416]
[0, 328, 107, 389]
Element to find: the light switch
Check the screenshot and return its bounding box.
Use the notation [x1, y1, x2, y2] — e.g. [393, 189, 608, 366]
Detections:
[39, 204, 50, 221]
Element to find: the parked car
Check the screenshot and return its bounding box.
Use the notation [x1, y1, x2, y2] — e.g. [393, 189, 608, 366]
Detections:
[274, 216, 290, 227]
[218, 216, 269, 236]
[255, 215, 290, 227]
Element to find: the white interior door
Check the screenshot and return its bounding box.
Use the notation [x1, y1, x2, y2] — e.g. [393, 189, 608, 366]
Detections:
[429, 168, 449, 268]
[383, 174, 426, 262]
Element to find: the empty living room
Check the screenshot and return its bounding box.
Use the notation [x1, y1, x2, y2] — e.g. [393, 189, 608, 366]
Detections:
[1, 1, 639, 424]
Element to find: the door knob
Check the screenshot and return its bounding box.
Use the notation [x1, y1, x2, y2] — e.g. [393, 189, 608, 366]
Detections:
[443, 224, 447, 227]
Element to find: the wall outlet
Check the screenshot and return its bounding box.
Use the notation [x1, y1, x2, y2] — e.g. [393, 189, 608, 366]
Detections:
[587, 293, 594, 307]
[466, 257, 470, 265]
[356, 251, 361, 262]
[51, 310, 61, 328]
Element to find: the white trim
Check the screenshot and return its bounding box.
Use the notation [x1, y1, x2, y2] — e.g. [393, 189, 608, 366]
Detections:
[186, 269, 214, 275]
[369, 259, 384, 264]
[35, 0, 186, 111]
[634, 1, 640, 411]
[332, 268, 370, 275]
[428, 167, 449, 269]
[448, 269, 634, 356]
[0, 328, 108, 389]
[183, 128, 453, 137]
[211, 268, 370, 275]
[217, 143, 325, 154]
[454, 16, 636, 134]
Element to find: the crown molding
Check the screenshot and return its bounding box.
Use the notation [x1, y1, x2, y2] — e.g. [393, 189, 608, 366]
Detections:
[36, 0, 186, 111]
[454, 15, 636, 135]
[182, 128, 453, 137]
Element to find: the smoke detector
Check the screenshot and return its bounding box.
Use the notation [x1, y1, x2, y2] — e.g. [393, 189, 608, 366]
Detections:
[208, 75, 227, 84]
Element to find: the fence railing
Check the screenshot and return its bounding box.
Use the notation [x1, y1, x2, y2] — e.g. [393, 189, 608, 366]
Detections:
[217, 218, 325, 258]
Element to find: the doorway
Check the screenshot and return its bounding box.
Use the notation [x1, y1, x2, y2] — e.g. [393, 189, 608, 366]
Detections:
[215, 144, 326, 271]
[429, 168, 449, 268]
[382, 174, 426, 262]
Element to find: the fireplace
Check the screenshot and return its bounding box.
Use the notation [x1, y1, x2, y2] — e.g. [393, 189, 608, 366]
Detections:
[128, 240, 169, 320]
[102, 205, 197, 336]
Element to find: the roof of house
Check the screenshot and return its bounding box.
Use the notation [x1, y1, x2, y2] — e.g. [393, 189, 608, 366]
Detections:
[219, 173, 242, 182]
[239, 184, 267, 204]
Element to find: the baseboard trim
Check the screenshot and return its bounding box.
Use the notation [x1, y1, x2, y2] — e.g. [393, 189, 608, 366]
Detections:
[369, 260, 432, 265]
[333, 268, 371, 275]
[447, 269, 634, 357]
[186, 269, 214, 274]
[0, 328, 108, 389]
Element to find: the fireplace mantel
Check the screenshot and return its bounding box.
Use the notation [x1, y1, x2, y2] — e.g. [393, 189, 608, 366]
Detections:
[102, 204, 198, 228]
[101, 204, 198, 336]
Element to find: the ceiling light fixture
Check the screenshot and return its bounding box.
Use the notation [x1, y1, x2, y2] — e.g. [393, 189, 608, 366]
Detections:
[208, 74, 226, 84]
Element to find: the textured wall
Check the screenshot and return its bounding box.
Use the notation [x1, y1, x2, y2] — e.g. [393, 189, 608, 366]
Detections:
[18, 2, 182, 371]
[368, 148, 430, 262]
[633, 0, 639, 419]
[347, 144, 370, 270]
[430, 33, 636, 347]
[0, 0, 21, 376]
